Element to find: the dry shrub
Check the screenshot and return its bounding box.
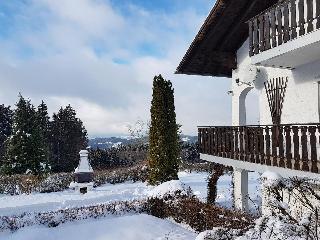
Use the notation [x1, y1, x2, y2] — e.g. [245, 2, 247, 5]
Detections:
[0, 174, 41, 195]
[146, 196, 253, 232]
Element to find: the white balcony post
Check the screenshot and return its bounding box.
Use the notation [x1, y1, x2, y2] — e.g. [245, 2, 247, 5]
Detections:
[234, 168, 249, 211]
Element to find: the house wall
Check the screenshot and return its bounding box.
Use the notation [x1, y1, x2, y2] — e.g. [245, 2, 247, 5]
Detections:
[231, 39, 320, 216]
[232, 39, 320, 126]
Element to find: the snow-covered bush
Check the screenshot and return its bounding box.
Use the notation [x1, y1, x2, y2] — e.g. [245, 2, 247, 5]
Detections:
[0, 164, 149, 195]
[237, 175, 320, 240]
[36, 173, 73, 193]
[148, 180, 193, 199]
[0, 200, 146, 232]
[93, 164, 148, 187]
[196, 228, 243, 240]
[0, 174, 40, 195]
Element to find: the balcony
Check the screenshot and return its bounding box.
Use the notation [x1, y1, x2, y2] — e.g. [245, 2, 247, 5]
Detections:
[248, 0, 320, 68]
[198, 124, 320, 174]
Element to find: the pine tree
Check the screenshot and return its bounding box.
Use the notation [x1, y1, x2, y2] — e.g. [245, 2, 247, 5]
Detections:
[0, 105, 13, 167]
[50, 105, 88, 173]
[3, 95, 49, 175]
[35, 101, 51, 172]
[148, 75, 180, 185]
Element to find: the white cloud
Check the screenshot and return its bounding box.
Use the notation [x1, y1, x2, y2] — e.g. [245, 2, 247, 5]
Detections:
[0, 0, 236, 137]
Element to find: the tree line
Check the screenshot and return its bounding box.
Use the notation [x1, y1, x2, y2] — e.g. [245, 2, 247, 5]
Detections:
[0, 94, 88, 175]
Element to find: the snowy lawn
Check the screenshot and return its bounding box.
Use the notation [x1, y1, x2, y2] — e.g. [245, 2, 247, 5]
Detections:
[0, 171, 261, 240]
[0, 171, 261, 216]
[0, 214, 197, 240]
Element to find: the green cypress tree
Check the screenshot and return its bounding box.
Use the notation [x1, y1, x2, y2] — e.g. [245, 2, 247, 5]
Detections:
[148, 75, 180, 185]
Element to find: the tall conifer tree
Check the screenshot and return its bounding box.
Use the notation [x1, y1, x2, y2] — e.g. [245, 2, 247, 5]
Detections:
[0, 105, 13, 166]
[50, 105, 88, 172]
[36, 101, 50, 171]
[148, 75, 180, 185]
[3, 95, 49, 175]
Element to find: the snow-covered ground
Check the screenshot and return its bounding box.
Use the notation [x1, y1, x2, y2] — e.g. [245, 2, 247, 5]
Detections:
[0, 171, 261, 216]
[0, 171, 261, 240]
[0, 214, 198, 240]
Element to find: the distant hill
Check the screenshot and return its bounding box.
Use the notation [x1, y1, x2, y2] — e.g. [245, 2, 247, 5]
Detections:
[89, 135, 197, 149]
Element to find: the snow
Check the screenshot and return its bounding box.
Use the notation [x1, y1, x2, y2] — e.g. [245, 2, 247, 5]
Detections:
[148, 180, 191, 198]
[0, 181, 150, 216]
[0, 214, 197, 240]
[0, 171, 261, 216]
[0, 171, 261, 239]
[261, 171, 282, 188]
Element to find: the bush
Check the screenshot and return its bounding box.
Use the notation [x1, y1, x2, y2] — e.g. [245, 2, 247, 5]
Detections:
[146, 196, 253, 232]
[0, 164, 149, 195]
[0, 200, 145, 232]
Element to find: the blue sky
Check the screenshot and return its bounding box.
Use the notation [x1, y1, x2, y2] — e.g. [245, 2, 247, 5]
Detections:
[0, 0, 239, 137]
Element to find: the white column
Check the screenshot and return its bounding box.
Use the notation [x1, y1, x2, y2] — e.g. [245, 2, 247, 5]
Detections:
[234, 168, 249, 211]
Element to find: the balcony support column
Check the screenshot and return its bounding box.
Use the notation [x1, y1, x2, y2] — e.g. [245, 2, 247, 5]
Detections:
[233, 168, 249, 212]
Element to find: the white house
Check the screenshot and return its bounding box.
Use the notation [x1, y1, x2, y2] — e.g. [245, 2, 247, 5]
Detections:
[177, 0, 320, 213]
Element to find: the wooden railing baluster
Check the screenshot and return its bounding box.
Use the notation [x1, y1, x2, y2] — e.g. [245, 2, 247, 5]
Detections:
[255, 127, 260, 164]
[259, 15, 265, 51]
[291, 0, 298, 39]
[309, 126, 318, 173]
[270, 8, 277, 48]
[307, 0, 314, 32]
[239, 127, 244, 161]
[259, 127, 265, 164]
[198, 128, 201, 153]
[253, 18, 259, 55]
[301, 126, 309, 171]
[230, 128, 234, 159]
[293, 126, 301, 170]
[249, 21, 254, 56]
[285, 125, 292, 169]
[234, 127, 239, 159]
[272, 126, 278, 166]
[277, 5, 283, 45]
[278, 125, 285, 167]
[264, 12, 271, 50]
[316, 0, 320, 29]
[265, 126, 271, 165]
[245, 127, 249, 161]
[299, 0, 306, 36]
[283, 1, 290, 42]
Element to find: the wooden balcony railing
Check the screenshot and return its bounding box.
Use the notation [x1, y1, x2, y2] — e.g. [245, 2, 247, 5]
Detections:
[248, 0, 320, 56]
[198, 124, 320, 174]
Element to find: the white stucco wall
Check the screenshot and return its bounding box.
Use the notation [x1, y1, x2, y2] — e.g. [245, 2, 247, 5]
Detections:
[230, 38, 320, 216]
[232, 39, 320, 126]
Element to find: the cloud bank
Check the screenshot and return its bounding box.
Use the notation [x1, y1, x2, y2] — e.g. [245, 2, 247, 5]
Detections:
[0, 0, 235, 137]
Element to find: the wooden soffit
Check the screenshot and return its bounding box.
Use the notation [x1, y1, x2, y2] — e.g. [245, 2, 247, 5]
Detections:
[176, 0, 278, 78]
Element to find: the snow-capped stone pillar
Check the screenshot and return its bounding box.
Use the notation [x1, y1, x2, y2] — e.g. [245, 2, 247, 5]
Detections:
[70, 150, 94, 194]
[233, 168, 249, 212]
